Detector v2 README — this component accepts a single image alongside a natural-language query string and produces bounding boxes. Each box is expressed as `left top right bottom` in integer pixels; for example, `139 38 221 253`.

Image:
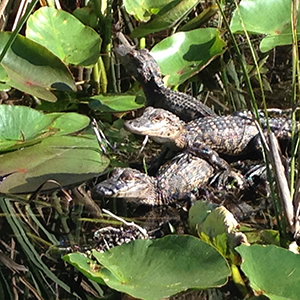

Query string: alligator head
115 45 164 88
124 107 187 148
92 168 158 205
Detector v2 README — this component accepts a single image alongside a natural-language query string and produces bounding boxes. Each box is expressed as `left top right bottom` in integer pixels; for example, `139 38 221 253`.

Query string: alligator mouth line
124 120 166 136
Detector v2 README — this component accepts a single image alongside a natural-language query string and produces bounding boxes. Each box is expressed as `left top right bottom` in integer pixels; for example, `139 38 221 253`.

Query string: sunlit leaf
0 135 109 193
0 105 90 152
26 7 101 67
237 244 300 300
230 0 300 52
64 235 230 300
0 105 51 141
48 112 90 136
0 65 10 91
151 28 226 85
0 32 76 102
88 94 144 112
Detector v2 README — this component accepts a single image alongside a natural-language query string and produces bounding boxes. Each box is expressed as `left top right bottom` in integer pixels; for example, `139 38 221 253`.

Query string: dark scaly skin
115 45 216 122
124 107 296 170
92 154 214 205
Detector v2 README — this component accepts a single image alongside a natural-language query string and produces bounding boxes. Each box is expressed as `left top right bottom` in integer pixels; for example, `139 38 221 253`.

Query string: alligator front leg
188 141 230 170
188 141 246 187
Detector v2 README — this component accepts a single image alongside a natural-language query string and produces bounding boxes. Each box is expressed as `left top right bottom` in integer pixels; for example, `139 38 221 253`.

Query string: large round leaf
230 0 300 52
0 32 76 102
26 7 101 67
237 244 300 300
0 105 90 152
0 135 109 193
151 28 226 85
64 235 230 300
0 105 51 141
47 112 90 136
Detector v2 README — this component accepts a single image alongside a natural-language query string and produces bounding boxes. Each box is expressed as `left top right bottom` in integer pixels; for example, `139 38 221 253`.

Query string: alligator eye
110 168 122 177
120 170 135 182
152 114 164 122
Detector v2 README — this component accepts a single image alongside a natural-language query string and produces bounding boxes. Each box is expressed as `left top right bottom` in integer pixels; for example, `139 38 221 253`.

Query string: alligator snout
92 184 114 197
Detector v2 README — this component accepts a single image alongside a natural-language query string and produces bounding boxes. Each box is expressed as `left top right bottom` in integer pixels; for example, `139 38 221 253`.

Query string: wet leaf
64 235 230 300
26 7 101 66
151 28 226 85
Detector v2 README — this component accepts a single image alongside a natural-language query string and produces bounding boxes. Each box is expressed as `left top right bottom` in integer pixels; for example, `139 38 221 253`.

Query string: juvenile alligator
124 107 296 170
115 45 215 122
92 153 214 205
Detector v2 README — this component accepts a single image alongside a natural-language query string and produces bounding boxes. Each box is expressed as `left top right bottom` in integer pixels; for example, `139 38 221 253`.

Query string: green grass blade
0 0 39 64
0 198 80 299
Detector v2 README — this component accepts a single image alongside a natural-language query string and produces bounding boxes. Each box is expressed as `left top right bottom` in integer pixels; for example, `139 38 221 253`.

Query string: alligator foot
211 169 247 189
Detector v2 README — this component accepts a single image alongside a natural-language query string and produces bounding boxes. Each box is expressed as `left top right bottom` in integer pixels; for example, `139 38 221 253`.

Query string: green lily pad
151 28 226 85
0 105 90 152
131 0 200 38
0 135 109 193
0 32 76 102
64 235 230 300
88 94 144 112
230 0 300 52
0 105 51 141
237 244 300 300
124 0 174 21
26 7 101 66
47 112 90 136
